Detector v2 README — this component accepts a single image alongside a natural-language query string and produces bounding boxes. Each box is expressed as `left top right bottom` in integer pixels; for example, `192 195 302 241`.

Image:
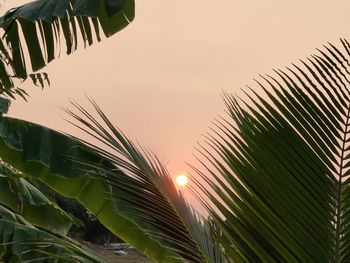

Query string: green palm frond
0 0 134 99
195 39 350 262
64 100 226 263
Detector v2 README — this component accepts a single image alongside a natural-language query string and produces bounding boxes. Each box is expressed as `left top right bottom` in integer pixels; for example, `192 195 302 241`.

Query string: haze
5 0 350 176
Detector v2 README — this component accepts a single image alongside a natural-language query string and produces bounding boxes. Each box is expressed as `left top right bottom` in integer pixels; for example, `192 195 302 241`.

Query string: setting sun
175 174 189 187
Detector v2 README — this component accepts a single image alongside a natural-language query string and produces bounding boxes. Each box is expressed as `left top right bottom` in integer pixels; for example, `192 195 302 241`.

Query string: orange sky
5 0 350 178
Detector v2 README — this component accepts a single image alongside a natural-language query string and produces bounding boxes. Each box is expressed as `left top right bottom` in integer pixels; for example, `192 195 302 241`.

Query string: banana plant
0 0 135 99
0 98 107 262
0 101 224 262
0 203 109 262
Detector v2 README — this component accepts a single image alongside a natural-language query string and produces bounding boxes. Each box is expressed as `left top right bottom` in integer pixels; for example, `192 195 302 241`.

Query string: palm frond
0 0 134 99
64 100 226 263
196 39 350 262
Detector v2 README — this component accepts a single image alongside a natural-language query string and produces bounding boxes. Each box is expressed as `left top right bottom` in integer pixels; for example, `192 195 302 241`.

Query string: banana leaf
0 163 73 235
0 116 180 263
0 204 108 262
0 0 135 99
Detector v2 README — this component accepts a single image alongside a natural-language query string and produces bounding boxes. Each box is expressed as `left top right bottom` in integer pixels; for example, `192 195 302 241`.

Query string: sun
175 174 189 187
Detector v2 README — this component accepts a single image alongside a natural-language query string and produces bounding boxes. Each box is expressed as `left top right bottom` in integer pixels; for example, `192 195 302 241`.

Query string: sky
4 0 350 180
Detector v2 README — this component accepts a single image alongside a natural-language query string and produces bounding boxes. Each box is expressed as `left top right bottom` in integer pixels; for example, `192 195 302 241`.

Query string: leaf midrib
334 101 350 262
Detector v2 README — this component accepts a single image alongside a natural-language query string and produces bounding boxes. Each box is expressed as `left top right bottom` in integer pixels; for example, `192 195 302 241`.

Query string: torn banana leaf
0 0 135 98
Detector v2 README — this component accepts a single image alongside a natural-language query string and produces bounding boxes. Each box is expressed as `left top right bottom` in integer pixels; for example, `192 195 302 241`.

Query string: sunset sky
5 0 350 179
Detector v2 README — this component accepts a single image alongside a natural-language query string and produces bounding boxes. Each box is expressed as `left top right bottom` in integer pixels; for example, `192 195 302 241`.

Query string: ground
81 240 154 263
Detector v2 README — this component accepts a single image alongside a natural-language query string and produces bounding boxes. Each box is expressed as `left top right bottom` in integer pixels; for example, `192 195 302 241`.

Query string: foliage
0 0 136 262
34 178 122 244
65 100 225 263
0 115 180 262
193 39 350 262
0 154 110 262
0 97 10 115
0 0 135 99
0 106 224 262
6 38 349 262
0 161 73 235
1 0 350 262
0 201 109 262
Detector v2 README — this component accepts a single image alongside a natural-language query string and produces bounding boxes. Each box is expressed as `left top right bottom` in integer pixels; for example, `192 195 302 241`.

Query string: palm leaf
196 39 350 262
0 0 135 99
63 100 225 263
